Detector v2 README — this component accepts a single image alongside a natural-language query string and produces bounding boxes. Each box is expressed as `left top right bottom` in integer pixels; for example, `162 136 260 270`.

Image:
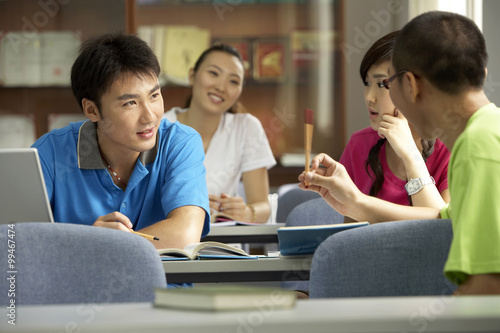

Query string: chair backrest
309 219 456 298
276 188 321 223
285 197 344 227
0 223 166 305
281 198 343 292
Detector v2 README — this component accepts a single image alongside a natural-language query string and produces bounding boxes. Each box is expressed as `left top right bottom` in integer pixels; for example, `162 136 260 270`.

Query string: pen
131 230 160 241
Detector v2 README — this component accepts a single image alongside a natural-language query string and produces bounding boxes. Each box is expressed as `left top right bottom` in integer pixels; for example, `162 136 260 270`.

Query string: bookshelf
0 0 128 139
0 0 345 186
135 1 345 160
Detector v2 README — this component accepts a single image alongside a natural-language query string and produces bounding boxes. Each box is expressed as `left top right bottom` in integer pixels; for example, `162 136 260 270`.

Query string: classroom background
1 0 499 193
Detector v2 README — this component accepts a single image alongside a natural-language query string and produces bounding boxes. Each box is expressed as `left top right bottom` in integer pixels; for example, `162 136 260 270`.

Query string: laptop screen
0 148 54 224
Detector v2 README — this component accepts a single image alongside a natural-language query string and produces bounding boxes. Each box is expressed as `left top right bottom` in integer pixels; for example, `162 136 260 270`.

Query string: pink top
340 127 450 206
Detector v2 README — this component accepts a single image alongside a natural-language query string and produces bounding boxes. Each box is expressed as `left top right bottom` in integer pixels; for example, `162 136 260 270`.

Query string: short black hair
71 32 160 110
393 11 487 94
360 30 399 81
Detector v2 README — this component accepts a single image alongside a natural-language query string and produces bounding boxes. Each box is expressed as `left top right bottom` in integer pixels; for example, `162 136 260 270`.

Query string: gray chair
276 188 321 223
310 219 457 298
285 197 344 227
0 222 166 305
281 198 344 292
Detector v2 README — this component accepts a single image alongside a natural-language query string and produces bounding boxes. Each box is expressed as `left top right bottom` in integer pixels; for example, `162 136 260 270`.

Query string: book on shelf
162 25 210 85
137 25 156 52
0 114 36 149
48 114 88 131
277 222 370 256
157 241 259 260
137 24 210 86
0 31 80 87
279 153 318 167
154 285 297 312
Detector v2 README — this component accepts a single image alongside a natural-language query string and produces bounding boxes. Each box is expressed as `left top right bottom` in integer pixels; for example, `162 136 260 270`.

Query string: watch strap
420 176 436 186
405 176 436 196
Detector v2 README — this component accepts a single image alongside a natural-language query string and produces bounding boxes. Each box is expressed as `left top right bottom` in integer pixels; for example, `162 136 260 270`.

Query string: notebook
0 148 54 224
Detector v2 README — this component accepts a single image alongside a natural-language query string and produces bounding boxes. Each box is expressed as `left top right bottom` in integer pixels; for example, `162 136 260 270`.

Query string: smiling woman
163 44 276 223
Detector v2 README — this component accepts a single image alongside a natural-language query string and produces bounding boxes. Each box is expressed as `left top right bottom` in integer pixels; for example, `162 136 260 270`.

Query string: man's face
95 72 164 157
388 63 430 140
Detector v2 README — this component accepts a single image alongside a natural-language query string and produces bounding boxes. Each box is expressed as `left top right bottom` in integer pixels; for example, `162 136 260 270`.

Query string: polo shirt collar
77 120 158 170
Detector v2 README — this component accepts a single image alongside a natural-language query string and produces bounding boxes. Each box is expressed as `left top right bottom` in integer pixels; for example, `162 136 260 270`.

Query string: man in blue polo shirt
32 33 210 249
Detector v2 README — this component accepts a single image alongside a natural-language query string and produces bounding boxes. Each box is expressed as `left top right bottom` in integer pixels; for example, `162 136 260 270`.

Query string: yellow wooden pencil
304 109 314 186
131 230 160 241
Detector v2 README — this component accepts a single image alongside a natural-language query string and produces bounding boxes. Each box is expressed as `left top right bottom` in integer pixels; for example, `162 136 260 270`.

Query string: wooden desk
4 296 500 333
163 257 311 284
202 224 284 243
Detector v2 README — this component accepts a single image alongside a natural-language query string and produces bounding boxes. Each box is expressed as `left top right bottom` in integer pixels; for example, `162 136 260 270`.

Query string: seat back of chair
285 197 344 227
281 198 343 292
0 223 166 305
310 219 456 298
276 188 321 223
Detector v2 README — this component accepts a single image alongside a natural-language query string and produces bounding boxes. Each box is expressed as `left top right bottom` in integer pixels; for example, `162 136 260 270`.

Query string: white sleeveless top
163 107 276 196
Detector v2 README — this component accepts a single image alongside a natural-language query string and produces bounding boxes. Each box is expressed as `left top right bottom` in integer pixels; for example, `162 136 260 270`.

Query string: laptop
0 148 54 224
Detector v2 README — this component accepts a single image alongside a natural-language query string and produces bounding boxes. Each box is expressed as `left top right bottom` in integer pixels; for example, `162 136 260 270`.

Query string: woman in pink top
339 31 450 215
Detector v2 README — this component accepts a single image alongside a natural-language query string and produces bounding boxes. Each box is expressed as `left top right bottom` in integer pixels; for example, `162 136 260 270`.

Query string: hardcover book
277 222 369 256
154 285 297 311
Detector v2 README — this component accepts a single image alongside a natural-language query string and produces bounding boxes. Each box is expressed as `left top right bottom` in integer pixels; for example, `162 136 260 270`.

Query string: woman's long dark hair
361 31 435 202
184 44 245 114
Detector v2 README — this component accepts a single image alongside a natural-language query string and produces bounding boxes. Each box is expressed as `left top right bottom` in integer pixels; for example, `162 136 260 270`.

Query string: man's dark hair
71 32 161 111
392 11 487 94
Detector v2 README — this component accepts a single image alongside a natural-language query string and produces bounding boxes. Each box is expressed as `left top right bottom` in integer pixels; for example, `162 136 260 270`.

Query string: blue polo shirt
32 119 210 237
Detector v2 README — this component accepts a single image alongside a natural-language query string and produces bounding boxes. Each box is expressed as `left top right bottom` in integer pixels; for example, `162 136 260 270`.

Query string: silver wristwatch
405 176 436 196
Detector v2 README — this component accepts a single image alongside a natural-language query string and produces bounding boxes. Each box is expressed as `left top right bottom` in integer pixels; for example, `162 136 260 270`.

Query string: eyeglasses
382 70 408 90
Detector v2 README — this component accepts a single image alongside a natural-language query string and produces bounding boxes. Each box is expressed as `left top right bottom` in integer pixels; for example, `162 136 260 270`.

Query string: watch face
408 180 420 192
406 180 421 192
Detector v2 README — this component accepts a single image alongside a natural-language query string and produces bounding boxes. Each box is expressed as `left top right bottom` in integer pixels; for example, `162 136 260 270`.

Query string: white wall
342 0 409 143
483 0 500 106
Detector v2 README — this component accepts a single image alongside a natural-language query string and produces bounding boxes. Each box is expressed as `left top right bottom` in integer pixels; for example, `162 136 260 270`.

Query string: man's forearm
454 274 500 295
139 206 206 249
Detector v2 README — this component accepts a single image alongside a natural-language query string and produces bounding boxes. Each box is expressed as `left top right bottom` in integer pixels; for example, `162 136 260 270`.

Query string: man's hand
299 153 442 223
93 211 133 232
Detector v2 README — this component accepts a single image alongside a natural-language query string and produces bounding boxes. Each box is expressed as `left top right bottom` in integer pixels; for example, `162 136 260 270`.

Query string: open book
277 222 370 256
210 212 237 223
210 212 262 226
157 241 258 260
